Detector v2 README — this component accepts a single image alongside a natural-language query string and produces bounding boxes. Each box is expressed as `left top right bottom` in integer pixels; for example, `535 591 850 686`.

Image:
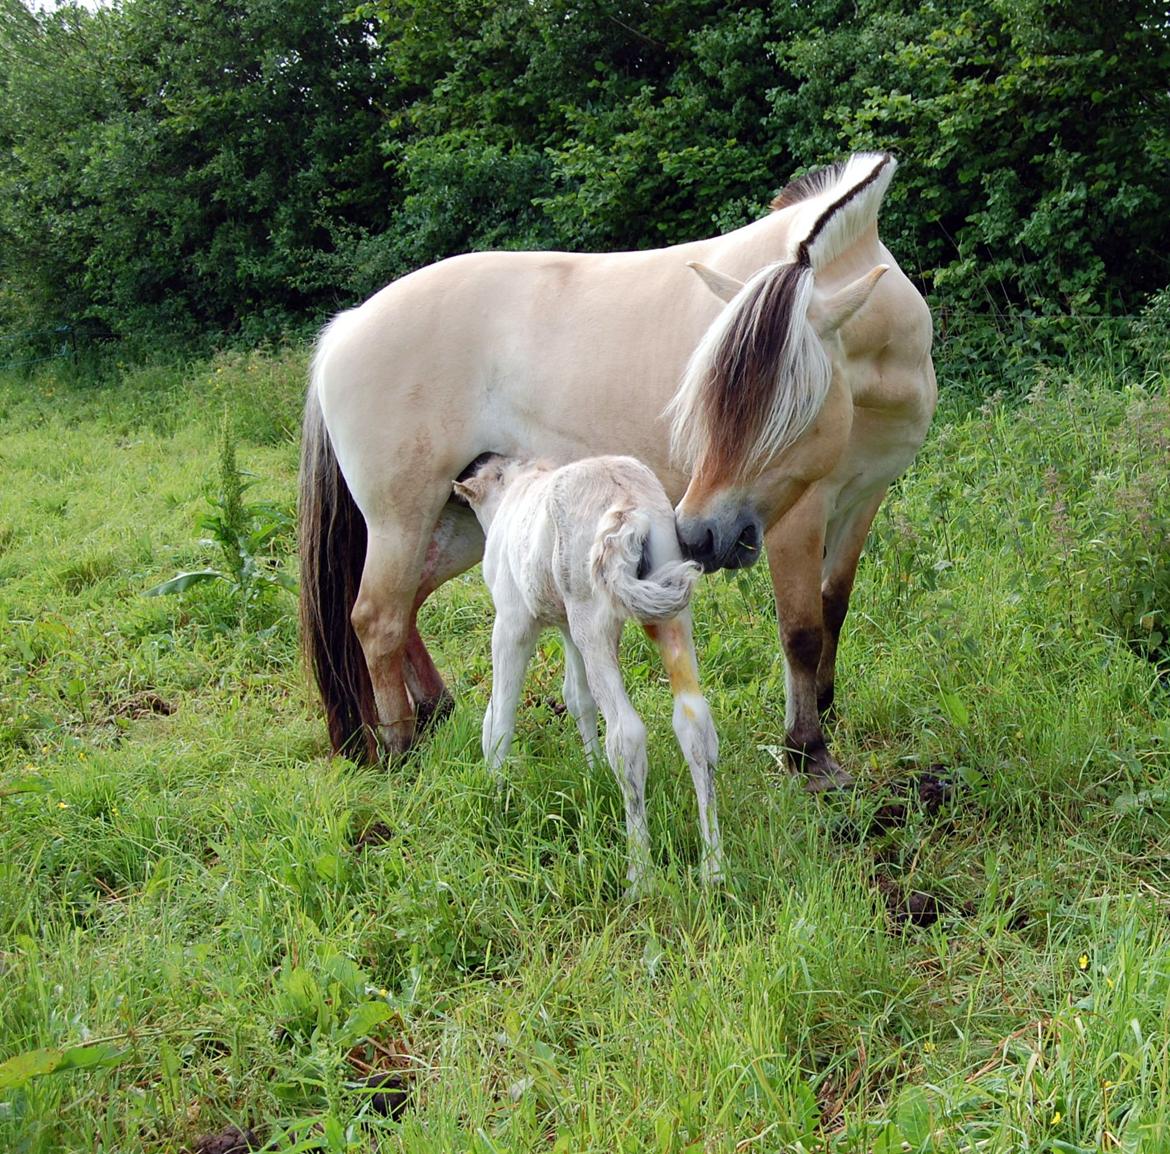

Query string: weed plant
0 343 1168 1152
145 415 297 624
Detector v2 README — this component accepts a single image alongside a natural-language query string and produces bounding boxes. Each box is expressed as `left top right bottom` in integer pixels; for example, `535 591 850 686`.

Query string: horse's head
668 258 888 573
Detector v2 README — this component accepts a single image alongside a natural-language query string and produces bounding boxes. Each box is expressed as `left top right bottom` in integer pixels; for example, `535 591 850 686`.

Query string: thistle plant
145 415 296 612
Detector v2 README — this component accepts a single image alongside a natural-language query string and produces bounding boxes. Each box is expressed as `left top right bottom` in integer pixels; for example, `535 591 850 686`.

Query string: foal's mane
668 153 895 479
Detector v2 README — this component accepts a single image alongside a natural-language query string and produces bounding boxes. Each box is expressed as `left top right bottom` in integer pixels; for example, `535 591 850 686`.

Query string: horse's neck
697 210 797 280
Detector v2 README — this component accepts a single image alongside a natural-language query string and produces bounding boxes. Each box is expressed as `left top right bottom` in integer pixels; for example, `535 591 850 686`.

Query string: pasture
1 347 1168 1152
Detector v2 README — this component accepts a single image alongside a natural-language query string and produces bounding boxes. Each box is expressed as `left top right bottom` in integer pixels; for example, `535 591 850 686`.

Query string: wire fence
0 324 78 370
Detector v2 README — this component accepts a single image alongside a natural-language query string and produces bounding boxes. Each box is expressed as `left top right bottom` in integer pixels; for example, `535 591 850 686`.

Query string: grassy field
1 345 1168 1153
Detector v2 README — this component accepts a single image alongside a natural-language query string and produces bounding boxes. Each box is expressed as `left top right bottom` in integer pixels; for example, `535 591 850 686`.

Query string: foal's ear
452 477 484 506
686 261 744 304
809 264 889 338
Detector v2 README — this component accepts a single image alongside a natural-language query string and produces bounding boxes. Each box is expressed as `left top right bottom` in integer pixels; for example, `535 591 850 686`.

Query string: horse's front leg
816 487 887 722
765 492 853 792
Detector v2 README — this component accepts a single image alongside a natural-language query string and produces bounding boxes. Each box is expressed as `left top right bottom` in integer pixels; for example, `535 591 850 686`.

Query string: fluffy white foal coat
454 454 722 888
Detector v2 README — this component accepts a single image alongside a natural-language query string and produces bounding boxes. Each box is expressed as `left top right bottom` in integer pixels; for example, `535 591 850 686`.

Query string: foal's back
542 456 683 603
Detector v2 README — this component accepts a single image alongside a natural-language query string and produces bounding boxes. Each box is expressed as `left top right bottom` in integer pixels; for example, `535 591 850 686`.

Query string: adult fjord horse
300 152 936 790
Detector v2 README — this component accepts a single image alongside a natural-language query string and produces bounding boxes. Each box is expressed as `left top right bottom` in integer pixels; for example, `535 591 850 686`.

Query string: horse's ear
809 265 889 337
687 261 744 304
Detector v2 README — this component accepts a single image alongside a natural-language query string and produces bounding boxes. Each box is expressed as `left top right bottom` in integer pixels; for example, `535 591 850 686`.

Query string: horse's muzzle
676 509 763 573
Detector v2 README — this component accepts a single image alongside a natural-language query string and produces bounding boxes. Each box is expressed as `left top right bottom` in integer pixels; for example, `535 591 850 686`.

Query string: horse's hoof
802 763 855 793
415 688 455 733
375 722 417 764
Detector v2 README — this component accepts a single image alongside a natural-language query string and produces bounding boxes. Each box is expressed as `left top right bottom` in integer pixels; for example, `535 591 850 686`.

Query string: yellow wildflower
1077 953 1089 971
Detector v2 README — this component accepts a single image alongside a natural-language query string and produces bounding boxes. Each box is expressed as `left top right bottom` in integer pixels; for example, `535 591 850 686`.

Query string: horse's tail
590 506 702 624
298 368 379 763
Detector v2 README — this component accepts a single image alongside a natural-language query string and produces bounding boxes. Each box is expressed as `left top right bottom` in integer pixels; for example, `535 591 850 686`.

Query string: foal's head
452 454 544 529
667 256 887 572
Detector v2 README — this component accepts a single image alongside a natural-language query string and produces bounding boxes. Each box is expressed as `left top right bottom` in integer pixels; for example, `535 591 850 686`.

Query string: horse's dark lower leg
781 621 852 791
816 586 849 722
765 512 853 792
405 625 454 732
816 489 887 727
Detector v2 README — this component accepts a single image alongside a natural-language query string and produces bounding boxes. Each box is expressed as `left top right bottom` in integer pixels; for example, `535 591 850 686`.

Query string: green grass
1 347 1169 1152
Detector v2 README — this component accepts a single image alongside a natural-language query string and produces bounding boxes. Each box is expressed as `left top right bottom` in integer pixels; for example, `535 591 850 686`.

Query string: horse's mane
668 153 896 479
668 259 830 479
772 152 895 272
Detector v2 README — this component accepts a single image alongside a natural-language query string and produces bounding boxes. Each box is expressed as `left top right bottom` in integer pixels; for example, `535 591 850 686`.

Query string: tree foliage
0 0 1167 348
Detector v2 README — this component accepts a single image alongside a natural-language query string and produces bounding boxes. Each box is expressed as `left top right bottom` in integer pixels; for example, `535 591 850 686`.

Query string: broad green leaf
55 1043 126 1072
144 570 226 596
791 1079 820 1140
0 1048 64 1090
313 853 346 883
338 1001 395 1047
0 776 52 798
281 966 320 1012
872 1121 907 1154
1113 789 1170 816
0 1042 124 1090
939 690 970 728
895 1084 933 1145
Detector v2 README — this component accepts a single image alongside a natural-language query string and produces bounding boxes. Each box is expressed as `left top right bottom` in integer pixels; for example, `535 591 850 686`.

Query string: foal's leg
560 628 602 764
644 611 722 884
817 488 886 721
568 603 652 893
482 606 540 775
764 489 854 791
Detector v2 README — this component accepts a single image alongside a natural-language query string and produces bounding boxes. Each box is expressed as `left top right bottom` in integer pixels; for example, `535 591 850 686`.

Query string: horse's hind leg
404 627 453 732
482 606 539 774
817 488 886 722
644 612 722 884
406 503 486 731
351 526 438 759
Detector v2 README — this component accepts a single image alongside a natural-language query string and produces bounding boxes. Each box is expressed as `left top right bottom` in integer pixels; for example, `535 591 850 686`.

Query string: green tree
785 0 1170 310
0 0 394 344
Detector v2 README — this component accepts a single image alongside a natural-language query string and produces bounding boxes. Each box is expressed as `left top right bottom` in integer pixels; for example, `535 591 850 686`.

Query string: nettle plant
146 417 296 613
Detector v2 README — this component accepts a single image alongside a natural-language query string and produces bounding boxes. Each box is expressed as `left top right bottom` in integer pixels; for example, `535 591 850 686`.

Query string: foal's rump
589 503 701 624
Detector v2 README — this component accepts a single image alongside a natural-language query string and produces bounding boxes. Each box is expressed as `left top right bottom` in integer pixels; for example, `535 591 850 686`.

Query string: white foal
454 454 722 889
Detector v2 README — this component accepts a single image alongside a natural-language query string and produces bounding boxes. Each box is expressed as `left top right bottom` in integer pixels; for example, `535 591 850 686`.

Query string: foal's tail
298 379 379 763
590 506 702 623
